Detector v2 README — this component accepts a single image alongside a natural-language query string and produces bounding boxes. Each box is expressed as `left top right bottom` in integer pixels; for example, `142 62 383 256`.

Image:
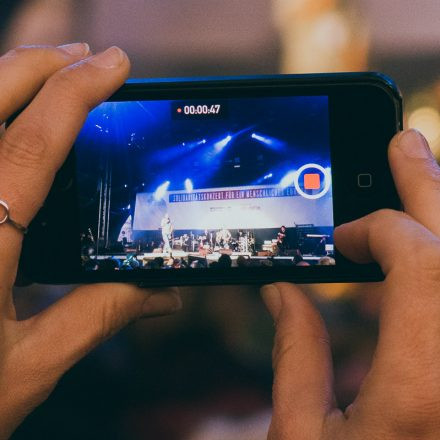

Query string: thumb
261 283 337 439
23 284 181 377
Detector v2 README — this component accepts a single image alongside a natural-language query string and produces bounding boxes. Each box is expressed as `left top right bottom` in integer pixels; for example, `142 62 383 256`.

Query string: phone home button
357 173 373 188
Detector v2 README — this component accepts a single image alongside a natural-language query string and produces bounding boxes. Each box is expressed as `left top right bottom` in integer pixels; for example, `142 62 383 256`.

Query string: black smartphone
17 73 402 286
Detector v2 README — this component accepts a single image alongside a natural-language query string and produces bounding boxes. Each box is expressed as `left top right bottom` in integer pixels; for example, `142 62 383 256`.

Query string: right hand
262 129 440 439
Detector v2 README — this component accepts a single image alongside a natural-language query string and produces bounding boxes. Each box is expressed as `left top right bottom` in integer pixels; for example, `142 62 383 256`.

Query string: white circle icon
293 163 331 200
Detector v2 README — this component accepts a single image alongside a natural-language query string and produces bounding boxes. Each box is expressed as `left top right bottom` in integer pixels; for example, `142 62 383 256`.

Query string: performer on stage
160 213 173 253
277 225 288 254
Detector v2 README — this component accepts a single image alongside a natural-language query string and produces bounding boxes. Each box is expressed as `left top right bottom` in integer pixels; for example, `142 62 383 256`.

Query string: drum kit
233 231 256 253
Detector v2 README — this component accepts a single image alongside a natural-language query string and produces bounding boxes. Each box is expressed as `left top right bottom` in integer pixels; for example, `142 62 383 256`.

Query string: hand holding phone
0 44 181 439
263 129 440 440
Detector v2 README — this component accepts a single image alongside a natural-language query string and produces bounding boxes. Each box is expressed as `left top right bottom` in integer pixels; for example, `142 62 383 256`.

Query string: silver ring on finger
0 199 28 234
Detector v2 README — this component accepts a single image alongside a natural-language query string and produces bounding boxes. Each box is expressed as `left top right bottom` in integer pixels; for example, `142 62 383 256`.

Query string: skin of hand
262 128 440 439
0 44 182 439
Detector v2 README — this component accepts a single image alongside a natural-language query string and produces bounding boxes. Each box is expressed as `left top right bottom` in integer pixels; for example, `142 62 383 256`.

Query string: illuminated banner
169 187 298 203
133 184 333 231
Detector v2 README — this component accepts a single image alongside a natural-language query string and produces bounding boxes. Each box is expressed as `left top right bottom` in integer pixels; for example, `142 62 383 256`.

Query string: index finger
0 44 91 123
334 208 440 275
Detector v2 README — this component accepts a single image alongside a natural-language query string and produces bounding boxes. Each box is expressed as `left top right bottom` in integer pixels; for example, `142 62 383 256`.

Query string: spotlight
184 178 193 192
251 133 284 151
251 133 271 144
154 181 170 201
280 171 296 189
124 184 128 188
264 173 273 180
214 135 232 152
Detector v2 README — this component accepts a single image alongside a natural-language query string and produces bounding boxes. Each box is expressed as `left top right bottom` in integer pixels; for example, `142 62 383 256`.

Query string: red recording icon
304 173 321 190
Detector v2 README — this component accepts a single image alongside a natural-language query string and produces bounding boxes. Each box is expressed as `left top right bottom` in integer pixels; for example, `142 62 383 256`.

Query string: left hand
0 43 181 439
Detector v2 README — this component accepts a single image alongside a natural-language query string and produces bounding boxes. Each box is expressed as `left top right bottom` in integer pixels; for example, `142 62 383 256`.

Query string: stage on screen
75 94 335 271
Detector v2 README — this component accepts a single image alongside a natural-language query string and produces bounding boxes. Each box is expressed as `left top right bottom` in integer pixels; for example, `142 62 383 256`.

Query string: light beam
154 181 170 201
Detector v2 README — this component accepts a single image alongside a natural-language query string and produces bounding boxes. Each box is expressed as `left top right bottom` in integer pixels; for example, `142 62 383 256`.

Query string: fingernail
395 129 432 159
89 46 126 69
58 42 90 57
261 284 282 321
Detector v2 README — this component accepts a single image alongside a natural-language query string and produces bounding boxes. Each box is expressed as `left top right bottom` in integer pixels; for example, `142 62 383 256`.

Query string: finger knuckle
96 296 126 342
388 391 440 436
2 45 76 81
46 68 91 109
272 334 296 370
368 209 440 268
424 161 440 190
370 208 402 228
1 121 51 169
4 45 53 61
410 243 440 271
366 209 401 243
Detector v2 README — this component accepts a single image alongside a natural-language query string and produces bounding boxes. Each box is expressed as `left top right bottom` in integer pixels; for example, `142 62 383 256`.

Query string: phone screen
76 95 335 271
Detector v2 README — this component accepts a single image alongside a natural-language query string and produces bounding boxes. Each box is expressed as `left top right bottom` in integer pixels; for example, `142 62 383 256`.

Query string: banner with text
133 185 333 231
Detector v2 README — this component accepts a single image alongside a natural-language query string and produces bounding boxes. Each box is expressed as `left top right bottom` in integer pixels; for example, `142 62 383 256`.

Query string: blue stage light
182 139 207 149
280 171 296 189
185 178 194 192
251 133 271 144
214 135 232 152
154 181 170 201
251 133 285 151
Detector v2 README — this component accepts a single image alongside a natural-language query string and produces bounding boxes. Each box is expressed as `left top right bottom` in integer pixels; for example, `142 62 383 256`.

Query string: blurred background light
408 106 440 155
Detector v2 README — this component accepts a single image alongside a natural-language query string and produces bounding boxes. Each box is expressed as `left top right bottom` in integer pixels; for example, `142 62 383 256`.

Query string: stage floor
97 252 322 263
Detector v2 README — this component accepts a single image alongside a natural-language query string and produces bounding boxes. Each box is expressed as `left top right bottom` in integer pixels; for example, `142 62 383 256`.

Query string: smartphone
17 73 402 286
